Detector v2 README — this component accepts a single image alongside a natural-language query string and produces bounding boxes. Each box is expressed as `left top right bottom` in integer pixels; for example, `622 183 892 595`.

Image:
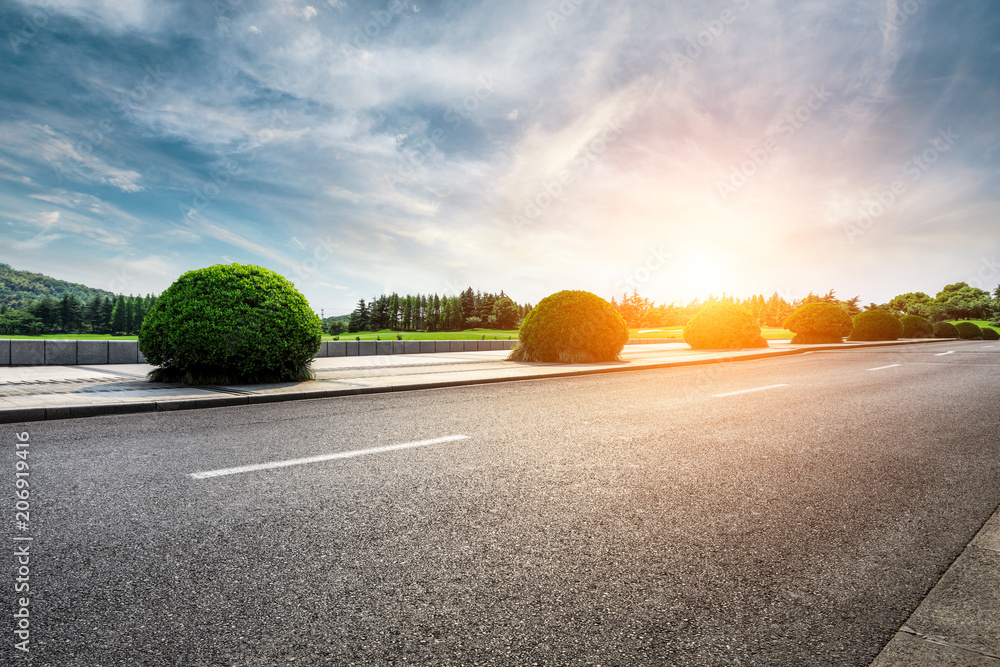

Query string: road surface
3 341 998 665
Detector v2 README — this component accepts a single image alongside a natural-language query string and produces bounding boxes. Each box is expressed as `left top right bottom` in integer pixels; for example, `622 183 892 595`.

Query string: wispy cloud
0 0 997 311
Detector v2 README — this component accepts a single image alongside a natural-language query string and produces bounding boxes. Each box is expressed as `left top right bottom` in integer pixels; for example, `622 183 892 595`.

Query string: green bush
508 290 628 363
139 263 322 384
933 321 959 338
783 302 852 343
982 327 1000 340
847 310 902 341
899 314 933 338
954 321 984 340
683 302 768 349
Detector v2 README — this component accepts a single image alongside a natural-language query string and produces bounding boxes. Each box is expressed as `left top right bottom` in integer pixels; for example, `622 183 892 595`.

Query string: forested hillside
0 263 114 310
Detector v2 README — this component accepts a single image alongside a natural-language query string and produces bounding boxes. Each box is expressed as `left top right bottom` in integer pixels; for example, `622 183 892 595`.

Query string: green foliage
783 302 852 343
139 264 322 385
935 282 993 320
0 262 114 311
509 290 629 363
0 291 155 335
344 288 525 333
322 318 347 335
847 310 902 341
899 314 933 338
954 321 984 340
491 296 520 329
933 322 959 338
683 302 768 349
981 327 999 340
888 292 937 319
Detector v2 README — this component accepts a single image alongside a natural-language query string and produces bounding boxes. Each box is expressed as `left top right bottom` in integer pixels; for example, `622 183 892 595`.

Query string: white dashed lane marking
712 384 789 398
189 435 471 479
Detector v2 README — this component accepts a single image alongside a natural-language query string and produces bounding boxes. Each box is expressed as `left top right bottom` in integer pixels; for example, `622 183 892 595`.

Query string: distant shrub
508 290 628 363
683 302 768 349
899 314 933 338
139 263 322 385
954 321 984 340
783 302 852 343
982 327 1000 340
847 310 902 341
933 322 959 338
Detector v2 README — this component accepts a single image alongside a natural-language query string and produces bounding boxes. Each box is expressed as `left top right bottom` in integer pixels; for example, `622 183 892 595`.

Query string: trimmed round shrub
982 327 1000 341
683 302 768 349
139 263 323 384
954 321 984 340
508 290 628 363
933 321 959 338
899 314 933 338
847 310 902 341
783 302 852 344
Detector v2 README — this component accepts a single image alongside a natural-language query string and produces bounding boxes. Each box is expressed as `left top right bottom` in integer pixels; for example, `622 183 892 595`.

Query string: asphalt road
3 341 999 666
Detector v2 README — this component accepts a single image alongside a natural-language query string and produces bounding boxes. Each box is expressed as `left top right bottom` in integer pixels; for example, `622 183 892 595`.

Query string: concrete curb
0 338 949 424
868 502 1000 665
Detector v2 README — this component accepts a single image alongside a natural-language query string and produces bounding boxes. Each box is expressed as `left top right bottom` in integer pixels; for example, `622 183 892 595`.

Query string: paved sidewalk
0 339 944 424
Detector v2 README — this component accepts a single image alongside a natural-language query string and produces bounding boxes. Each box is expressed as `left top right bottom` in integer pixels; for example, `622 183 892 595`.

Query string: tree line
612 282 1000 329
0 262 113 311
0 293 159 335
339 288 532 334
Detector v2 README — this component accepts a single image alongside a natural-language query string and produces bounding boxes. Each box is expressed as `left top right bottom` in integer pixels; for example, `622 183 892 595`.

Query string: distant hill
0 263 115 310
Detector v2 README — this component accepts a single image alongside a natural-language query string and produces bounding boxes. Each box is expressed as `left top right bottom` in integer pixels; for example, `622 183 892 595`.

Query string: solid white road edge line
189 435 471 479
867 364 902 371
712 384 789 398
935 351 955 356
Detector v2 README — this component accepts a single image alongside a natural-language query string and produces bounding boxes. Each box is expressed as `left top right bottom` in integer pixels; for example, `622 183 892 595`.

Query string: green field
629 327 794 340
2 326 799 341
0 333 140 340
947 320 998 329
324 329 518 341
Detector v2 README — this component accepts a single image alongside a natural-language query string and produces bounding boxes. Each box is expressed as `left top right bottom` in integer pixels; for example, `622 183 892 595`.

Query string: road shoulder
870 503 1000 665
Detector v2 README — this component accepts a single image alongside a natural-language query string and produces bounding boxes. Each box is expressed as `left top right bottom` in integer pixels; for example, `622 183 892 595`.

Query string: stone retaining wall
0 339 520 366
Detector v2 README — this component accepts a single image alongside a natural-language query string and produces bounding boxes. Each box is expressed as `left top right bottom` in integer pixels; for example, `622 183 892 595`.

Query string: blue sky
1 0 998 315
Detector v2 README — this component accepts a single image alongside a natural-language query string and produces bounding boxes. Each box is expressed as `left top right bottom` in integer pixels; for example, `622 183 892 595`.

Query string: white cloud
0 123 143 192
12 0 175 34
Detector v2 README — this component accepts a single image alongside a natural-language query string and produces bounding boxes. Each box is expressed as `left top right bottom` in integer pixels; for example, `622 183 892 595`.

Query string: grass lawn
947 319 998 329
324 329 518 341
3 326 798 341
629 327 794 340
0 333 139 340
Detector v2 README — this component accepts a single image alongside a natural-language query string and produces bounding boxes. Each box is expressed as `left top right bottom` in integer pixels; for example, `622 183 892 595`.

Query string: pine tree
460 287 475 327
348 298 369 333
100 296 114 333
388 293 400 330
402 296 412 331
491 296 520 329
442 299 453 331
60 293 83 333
110 295 127 334
133 295 147 333
124 295 135 334
84 295 102 333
